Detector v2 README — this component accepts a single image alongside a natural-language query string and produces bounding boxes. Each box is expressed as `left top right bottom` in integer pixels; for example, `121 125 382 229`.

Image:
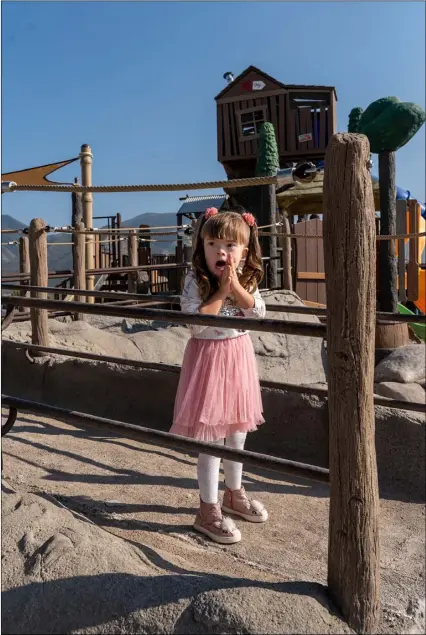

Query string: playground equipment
348 96 425 315
2 134 426 633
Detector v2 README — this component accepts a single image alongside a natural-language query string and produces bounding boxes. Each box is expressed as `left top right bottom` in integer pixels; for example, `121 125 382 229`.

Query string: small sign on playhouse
298 133 313 143
241 80 266 91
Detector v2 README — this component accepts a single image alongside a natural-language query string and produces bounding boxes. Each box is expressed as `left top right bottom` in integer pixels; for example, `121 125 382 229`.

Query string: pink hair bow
204 207 219 219
242 212 256 227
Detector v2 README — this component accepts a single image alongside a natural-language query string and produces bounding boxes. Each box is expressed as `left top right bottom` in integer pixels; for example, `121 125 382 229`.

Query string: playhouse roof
215 65 337 101
177 194 226 218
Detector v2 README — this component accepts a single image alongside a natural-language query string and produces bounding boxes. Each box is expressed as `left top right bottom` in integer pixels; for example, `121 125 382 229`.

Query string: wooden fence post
29 218 49 352
71 177 83 226
260 183 278 289
128 230 138 293
117 212 122 267
323 133 380 634
73 221 86 320
80 144 94 302
19 236 30 312
378 150 398 313
280 210 292 290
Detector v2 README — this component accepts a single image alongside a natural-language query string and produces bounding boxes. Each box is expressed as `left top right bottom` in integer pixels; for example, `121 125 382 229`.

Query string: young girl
170 207 268 545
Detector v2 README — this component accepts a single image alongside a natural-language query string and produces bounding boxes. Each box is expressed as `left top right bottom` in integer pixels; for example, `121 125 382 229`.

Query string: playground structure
2 134 426 635
2 148 425 351
215 66 336 179
2 66 425 324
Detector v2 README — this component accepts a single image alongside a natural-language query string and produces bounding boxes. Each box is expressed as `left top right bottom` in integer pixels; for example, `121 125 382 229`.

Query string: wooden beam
73 221 86 319
18 236 30 312
323 133 380 633
29 218 49 353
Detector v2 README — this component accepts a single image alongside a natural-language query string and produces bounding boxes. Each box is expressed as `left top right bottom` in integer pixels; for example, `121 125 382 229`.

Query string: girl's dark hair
192 210 263 301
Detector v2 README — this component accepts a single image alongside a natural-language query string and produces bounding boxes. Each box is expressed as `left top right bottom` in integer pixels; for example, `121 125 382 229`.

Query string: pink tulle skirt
170 334 264 442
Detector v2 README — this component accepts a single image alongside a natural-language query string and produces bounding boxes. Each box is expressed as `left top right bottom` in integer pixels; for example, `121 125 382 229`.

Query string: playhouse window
238 108 267 140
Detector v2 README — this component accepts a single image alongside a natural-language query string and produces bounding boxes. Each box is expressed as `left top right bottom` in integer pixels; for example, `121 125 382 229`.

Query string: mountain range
1 212 179 275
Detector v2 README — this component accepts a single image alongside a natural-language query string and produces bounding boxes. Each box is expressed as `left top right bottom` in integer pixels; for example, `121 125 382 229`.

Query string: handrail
1 294 327 337
1 395 329 483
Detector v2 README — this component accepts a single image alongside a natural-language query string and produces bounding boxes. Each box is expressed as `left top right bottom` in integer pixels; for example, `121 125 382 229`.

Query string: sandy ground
2 411 425 634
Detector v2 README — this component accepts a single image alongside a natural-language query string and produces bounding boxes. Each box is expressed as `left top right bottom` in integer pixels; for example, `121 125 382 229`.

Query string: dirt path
2 412 425 633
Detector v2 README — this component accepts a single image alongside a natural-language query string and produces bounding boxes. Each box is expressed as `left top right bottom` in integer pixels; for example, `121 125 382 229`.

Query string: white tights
197 431 247 504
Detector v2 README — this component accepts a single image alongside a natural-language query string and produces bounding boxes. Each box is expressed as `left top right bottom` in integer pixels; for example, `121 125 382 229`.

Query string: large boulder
4 319 143 361
374 345 426 384
374 382 425 403
254 290 326 385
2 486 351 635
3 290 326 386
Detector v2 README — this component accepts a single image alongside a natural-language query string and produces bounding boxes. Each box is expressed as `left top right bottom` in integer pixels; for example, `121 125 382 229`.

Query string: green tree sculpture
255 122 279 288
256 122 280 177
349 97 426 312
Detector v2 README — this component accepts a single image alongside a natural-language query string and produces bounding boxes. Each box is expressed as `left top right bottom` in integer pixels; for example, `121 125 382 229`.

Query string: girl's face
203 236 248 278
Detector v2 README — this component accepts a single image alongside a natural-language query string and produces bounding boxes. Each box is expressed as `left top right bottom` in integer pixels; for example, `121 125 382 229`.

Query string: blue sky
2 1 425 227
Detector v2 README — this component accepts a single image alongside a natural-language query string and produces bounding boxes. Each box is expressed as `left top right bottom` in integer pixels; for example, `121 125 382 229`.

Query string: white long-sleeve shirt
181 270 266 340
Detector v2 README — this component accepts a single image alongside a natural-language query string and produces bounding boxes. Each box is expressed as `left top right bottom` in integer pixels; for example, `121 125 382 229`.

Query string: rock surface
4 290 327 385
251 290 327 385
374 382 426 403
2 474 350 635
374 345 426 384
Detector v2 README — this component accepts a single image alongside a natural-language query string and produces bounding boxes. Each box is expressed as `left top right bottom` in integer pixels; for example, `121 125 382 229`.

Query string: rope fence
2 221 281 235
1 262 191 282
259 230 426 241
4 175 277 193
3 225 423 242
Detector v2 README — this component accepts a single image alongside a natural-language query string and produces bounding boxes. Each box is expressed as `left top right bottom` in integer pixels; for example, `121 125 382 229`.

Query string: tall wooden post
29 218 49 352
71 177 83 226
323 133 380 634
128 230 138 293
376 157 409 349
73 221 86 320
378 151 398 313
260 184 278 289
18 236 30 312
280 209 292 290
117 213 122 267
80 144 94 302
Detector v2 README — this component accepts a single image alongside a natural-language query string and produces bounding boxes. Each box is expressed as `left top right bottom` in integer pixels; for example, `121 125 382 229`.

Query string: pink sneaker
222 486 268 523
193 500 242 544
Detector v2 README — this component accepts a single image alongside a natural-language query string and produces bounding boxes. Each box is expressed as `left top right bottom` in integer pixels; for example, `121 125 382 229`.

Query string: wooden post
117 213 122 267
94 234 100 269
323 133 380 634
18 236 30 312
407 199 420 302
260 184 278 289
396 199 407 304
378 150 398 312
73 221 86 320
71 177 83 226
29 218 49 352
111 216 117 265
280 210 293 290
128 230 138 293
80 144 94 302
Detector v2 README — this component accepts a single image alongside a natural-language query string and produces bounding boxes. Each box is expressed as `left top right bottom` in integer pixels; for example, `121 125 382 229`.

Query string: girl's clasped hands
219 253 241 298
